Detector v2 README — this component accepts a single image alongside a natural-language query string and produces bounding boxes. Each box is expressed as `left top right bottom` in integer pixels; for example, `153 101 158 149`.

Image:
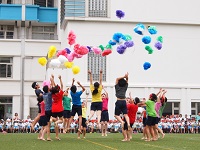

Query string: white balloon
49 59 61 68
58 55 67 64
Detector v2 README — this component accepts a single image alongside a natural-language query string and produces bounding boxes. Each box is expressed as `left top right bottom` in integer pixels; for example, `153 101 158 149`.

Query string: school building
0 0 200 120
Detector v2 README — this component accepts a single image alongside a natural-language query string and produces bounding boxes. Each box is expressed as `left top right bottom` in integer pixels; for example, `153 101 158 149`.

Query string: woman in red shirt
51 75 64 140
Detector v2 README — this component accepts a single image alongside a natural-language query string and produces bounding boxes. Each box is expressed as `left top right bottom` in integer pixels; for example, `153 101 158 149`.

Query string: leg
96 110 102 129
87 110 95 122
31 113 40 130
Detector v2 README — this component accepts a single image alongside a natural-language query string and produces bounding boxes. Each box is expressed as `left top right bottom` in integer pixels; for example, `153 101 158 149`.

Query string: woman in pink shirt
154 89 166 139
100 86 109 136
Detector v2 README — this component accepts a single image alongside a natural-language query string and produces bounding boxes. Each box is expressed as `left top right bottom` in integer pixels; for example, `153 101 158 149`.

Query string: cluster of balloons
38 10 164 73
133 23 163 70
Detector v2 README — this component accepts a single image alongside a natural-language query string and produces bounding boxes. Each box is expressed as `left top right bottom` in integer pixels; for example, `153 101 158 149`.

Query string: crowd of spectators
1 113 200 134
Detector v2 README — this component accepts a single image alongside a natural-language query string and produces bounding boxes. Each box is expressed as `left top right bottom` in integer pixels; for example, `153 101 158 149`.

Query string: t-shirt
63 96 71 110
155 102 162 118
35 89 43 97
115 83 128 99
127 103 138 124
90 84 102 102
43 92 52 111
102 97 108 111
52 90 64 113
40 101 45 116
145 100 156 117
195 115 200 122
82 107 87 118
70 91 82 106
159 102 167 117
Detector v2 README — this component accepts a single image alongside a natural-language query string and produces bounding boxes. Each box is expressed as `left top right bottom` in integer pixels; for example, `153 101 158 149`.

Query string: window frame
31 26 56 40
0 57 13 78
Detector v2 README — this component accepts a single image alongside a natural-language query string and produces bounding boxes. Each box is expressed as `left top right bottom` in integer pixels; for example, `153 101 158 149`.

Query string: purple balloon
124 41 134 48
154 41 162 50
117 45 127 54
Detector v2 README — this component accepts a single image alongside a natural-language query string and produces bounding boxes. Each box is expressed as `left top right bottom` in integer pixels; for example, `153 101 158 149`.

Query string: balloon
157 36 163 43
142 36 151 44
72 52 83 58
124 41 134 47
154 41 162 50
56 49 67 57
66 53 75 62
102 49 112 56
92 47 102 54
124 34 132 41
38 57 47 66
64 61 74 68
72 66 80 74
116 10 125 19
99 45 104 51
68 30 76 45
48 45 56 58
145 45 153 54
117 45 127 54
58 55 68 64
133 24 145 35
148 26 157 35
43 80 51 88
74 44 89 55
49 59 61 68
143 62 151 70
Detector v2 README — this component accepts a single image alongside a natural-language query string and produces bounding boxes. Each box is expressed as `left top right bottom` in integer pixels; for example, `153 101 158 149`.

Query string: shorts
143 117 147 127
146 116 156 126
82 118 87 128
114 100 127 116
101 110 109 122
90 102 102 111
123 120 133 130
63 110 71 119
39 116 48 126
45 110 52 122
71 105 82 116
155 117 161 124
52 111 63 118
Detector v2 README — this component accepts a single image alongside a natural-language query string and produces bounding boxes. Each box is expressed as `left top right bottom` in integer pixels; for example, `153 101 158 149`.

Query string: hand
72 78 75 82
100 69 103 73
51 74 54 78
77 81 80 85
88 70 91 74
58 75 61 79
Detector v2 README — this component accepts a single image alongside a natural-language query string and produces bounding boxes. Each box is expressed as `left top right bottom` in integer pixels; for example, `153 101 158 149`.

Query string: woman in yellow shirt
87 70 103 129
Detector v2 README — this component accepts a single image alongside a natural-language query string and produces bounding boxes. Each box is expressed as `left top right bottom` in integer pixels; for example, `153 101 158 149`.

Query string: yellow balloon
38 57 47 66
48 45 56 59
72 66 80 74
64 61 74 68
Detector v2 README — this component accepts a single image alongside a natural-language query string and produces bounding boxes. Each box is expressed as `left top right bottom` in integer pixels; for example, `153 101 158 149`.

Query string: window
89 0 108 17
0 57 13 78
0 0 14 4
32 26 56 40
87 51 106 81
162 102 180 116
0 25 14 39
0 97 12 120
30 108 38 120
65 0 85 17
34 0 54 7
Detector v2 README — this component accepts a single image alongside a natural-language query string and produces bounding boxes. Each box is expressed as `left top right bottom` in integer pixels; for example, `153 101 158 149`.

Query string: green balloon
157 36 163 43
106 44 112 49
99 45 104 51
125 34 132 41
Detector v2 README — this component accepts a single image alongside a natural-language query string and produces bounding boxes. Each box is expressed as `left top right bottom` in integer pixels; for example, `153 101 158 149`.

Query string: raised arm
77 81 85 93
71 78 75 87
58 75 63 90
99 69 103 85
50 74 56 87
88 70 93 85
115 72 128 85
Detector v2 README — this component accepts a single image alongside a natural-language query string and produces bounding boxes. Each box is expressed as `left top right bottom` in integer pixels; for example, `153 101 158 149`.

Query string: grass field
0 133 200 150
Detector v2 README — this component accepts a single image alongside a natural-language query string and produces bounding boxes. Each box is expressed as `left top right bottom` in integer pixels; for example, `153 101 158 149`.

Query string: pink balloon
92 47 102 54
43 80 51 88
72 52 83 58
67 53 75 62
68 30 76 46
